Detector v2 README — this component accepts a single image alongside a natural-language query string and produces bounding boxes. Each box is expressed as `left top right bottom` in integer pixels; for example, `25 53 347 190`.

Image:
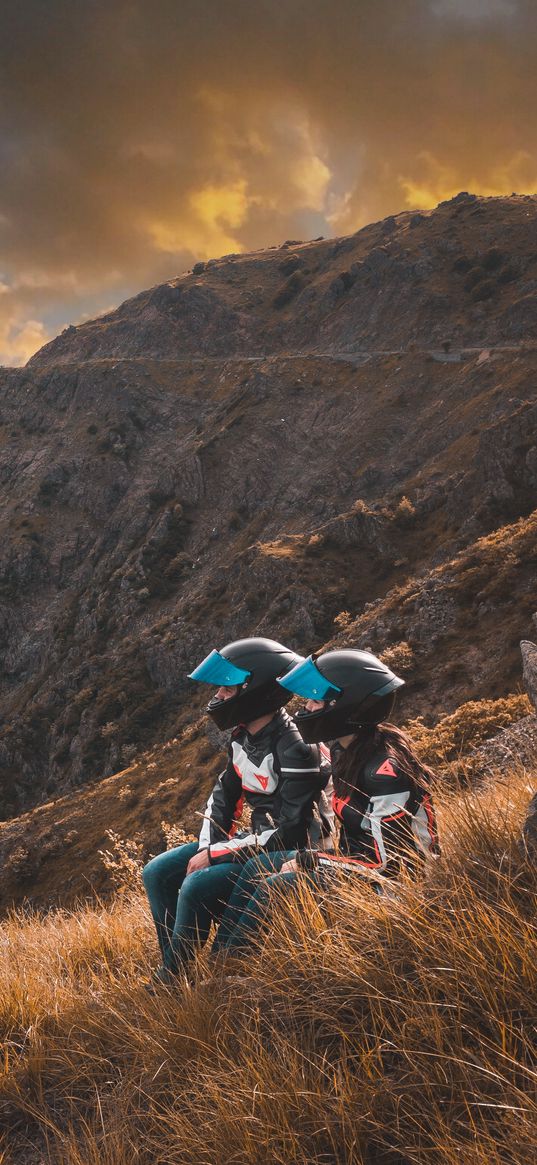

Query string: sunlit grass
1 769 536 1164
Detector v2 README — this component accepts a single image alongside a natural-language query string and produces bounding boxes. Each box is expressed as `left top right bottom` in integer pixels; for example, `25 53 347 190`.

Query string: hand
280 858 298 875
186 849 211 874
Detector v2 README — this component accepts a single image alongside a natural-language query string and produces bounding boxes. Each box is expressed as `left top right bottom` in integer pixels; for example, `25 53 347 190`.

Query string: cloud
149 179 250 258
0 298 51 366
398 149 537 210
1 1 536 363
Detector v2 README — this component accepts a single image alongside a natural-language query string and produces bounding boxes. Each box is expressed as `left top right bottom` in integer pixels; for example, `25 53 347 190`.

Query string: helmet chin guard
295 690 398 743
189 637 304 730
277 649 404 743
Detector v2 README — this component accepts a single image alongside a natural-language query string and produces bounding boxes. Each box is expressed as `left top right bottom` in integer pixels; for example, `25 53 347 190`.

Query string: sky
1 0 536 365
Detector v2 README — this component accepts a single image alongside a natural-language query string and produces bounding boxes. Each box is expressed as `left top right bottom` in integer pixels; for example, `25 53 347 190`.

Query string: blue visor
188 649 250 686
277 656 341 700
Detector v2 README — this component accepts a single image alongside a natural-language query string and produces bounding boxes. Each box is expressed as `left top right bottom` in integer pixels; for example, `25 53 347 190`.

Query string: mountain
1 192 536 821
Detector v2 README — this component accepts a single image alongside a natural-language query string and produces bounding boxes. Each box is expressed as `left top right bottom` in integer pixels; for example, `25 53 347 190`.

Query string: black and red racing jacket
198 709 332 865
298 740 439 878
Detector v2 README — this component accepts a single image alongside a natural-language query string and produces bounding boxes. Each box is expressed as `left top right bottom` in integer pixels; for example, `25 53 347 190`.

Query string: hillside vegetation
0 690 532 914
1 193 537 818
1 764 535 1165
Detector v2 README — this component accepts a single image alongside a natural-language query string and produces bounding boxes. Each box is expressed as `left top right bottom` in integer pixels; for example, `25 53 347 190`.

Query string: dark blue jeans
142 841 242 972
212 851 309 954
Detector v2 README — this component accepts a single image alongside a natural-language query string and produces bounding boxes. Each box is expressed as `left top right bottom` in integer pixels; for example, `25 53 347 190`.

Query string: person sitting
213 648 439 955
142 636 330 985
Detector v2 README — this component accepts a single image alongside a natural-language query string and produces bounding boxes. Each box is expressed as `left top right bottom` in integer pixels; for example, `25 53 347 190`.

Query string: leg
168 861 242 970
142 841 199 967
217 868 309 954
211 851 293 954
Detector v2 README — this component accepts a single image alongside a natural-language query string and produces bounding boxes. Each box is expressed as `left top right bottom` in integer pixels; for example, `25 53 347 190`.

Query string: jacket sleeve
268 736 325 851
198 752 244 847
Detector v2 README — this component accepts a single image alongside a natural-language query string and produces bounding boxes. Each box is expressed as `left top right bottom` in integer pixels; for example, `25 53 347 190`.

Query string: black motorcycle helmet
277 648 404 742
188 637 304 730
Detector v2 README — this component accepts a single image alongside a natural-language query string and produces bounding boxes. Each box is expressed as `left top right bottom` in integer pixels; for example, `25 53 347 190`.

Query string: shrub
333 610 352 631
407 693 532 766
160 822 196 850
481 247 505 272
98 829 145 892
393 495 416 526
5 845 36 879
380 640 415 673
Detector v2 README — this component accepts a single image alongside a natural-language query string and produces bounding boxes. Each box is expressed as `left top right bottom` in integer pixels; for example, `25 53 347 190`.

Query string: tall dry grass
1 769 536 1165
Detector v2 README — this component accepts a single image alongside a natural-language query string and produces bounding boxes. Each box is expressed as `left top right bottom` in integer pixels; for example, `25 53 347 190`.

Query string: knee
239 856 263 883
252 879 272 904
179 870 203 906
265 871 295 897
142 842 196 893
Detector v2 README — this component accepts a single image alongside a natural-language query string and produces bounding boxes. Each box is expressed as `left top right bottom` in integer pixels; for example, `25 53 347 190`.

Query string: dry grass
407 694 532 767
1 770 536 1165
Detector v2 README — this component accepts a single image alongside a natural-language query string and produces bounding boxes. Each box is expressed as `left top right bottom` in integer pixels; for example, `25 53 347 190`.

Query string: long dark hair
333 722 435 795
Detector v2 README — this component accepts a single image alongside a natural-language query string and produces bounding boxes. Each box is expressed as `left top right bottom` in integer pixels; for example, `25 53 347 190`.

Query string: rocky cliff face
1 193 537 818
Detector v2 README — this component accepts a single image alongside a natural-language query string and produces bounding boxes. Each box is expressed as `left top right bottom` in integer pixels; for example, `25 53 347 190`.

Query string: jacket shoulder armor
362 748 409 792
276 730 319 769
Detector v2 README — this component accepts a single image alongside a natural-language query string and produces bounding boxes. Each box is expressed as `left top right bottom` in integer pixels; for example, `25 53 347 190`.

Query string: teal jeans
212 851 313 954
142 842 242 972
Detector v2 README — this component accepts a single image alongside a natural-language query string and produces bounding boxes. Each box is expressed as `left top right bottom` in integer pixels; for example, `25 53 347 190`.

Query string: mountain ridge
1 192 536 824
27 191 537 367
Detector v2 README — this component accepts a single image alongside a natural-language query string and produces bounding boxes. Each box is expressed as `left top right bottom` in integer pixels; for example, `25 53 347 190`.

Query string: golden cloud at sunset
0 0 536 364
149 180 250 258
399 150 537 211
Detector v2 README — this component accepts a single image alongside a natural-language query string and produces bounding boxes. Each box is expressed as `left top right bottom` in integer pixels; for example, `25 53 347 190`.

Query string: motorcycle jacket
198 710 331 864
297 739 439 877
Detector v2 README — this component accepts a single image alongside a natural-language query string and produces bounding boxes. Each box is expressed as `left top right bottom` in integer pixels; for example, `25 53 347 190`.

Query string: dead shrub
98 830 145 893
333 610 352 631
393 495 416 526
380 640 415 673
407 693 532 767
160 822 196 850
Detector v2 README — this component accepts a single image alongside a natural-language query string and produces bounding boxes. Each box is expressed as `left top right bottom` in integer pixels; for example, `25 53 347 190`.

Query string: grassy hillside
1 763 535 1164
0 692 531 914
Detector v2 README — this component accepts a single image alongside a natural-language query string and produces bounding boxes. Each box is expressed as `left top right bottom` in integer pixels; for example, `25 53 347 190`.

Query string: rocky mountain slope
1 192 536 821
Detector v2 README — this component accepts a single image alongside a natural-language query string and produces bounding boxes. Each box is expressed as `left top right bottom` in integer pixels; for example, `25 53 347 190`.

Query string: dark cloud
1 0 536 362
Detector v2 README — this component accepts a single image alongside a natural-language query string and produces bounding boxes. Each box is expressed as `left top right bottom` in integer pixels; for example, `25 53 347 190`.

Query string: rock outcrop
521 639 537 711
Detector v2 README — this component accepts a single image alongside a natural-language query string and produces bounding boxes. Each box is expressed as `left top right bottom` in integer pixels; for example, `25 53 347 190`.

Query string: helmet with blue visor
277 648 404 742
188 637 304 730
